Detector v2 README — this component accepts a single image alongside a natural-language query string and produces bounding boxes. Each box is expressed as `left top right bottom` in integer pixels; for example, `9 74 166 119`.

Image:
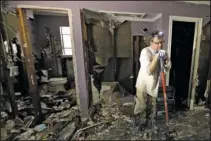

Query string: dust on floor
83 104 210 140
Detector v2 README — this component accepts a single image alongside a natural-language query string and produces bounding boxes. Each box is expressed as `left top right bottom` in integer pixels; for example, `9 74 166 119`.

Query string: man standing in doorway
134 31 171 131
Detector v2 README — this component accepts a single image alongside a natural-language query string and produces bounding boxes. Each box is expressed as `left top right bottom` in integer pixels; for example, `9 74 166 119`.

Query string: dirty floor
83 105 210 140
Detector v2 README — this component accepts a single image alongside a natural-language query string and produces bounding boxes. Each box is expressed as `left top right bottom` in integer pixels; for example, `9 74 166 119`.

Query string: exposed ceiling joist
82 8 162 22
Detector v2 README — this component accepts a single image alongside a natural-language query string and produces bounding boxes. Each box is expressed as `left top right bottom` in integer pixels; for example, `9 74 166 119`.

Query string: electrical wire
1 2 26 63
1 0 11 64
0 22 17 36
10 54 26 62
0 23 26 63
1 21 27 62
0 27 10 64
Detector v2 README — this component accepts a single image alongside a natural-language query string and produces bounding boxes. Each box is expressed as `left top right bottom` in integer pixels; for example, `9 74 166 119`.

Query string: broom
160 58 176 140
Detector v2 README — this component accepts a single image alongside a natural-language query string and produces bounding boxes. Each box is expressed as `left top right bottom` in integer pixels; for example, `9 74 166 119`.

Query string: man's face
150 36 164 52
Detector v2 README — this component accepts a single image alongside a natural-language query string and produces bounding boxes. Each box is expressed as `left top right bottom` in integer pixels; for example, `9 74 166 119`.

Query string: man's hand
157 50 171 72
157 50 167 60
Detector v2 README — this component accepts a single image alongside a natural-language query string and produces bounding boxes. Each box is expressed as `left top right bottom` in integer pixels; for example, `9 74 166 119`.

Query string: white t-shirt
136 46 171 97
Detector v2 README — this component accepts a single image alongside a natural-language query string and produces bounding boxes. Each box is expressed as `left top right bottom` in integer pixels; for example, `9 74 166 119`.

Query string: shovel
159 58 176 140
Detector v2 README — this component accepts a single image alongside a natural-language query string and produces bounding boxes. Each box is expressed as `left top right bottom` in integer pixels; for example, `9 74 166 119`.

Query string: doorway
16 6 78 124
169 21 195 110
167 16 203 110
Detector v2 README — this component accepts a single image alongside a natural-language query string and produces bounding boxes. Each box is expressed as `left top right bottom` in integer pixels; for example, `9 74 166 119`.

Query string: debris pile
2 85 209 141
72 99 134 140
1 87 79 140
83 107 210 140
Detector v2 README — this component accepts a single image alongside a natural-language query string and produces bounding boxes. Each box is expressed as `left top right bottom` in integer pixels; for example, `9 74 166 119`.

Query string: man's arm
149 55 159 74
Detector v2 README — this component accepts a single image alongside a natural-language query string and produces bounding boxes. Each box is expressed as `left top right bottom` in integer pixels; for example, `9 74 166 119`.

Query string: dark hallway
169 21 195 110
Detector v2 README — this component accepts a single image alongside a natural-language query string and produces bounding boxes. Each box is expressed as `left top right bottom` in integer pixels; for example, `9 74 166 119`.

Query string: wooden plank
80 11 91 111
57 122 76 140
17 8 42 124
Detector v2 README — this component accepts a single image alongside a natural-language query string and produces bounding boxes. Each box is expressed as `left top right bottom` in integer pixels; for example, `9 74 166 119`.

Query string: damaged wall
4 14 19 40
90 24 113 66
131 18 162 36
89 21 132 85
131 22 153 35
34 15 69 51
31 15 74 77
196 21 211 99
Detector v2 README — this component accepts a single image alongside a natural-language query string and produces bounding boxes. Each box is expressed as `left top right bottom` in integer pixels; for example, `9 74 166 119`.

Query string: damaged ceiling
82 8 162 22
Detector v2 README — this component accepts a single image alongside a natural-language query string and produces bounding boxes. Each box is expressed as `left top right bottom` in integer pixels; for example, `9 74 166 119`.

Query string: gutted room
1 1 210 140
1 6 78 140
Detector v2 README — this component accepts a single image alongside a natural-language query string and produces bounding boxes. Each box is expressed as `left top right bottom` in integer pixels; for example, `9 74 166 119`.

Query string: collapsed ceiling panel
109 13 147 18
82 8 161 23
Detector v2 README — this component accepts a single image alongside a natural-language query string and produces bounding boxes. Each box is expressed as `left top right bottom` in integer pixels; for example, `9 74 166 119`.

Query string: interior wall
4 14 19 40
30 14 74 77
27 18 37 54
153 18 162 31
89 21 132 84
34 15 69 52
131 18 162 48
131 18 162 36
131 21 153 35
196 21 211 99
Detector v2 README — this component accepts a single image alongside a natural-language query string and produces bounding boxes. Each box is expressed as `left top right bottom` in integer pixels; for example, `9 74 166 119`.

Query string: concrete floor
84 105 210 140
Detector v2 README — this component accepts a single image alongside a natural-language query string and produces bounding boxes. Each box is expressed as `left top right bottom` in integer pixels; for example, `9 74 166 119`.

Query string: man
134 31 171 131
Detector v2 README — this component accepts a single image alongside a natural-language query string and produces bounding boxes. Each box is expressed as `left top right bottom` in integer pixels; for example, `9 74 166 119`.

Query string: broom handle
160 58 169 123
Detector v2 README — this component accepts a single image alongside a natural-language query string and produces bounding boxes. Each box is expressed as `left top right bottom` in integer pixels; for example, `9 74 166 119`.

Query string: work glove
157 50 167 60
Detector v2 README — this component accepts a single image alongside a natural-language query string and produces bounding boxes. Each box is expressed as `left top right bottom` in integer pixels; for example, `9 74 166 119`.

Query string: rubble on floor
1 86 79 141
1 86 210 140
71 100 135 140
83 105 210 140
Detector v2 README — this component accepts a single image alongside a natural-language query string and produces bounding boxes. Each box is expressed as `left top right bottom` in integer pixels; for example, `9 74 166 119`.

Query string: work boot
133 114 140 128
146 116 158 133
150 119 159 134
133 115 147 131
138 119 147 131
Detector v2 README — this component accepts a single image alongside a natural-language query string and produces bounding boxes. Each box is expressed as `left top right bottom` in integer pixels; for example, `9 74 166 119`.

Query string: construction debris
23 116 34 128
1 128 8 140
14 128 34 140
57 122 76 140
34 124 47 132
1 81 210 141
1 85 79 141
84 106 210 140
5 120 15 130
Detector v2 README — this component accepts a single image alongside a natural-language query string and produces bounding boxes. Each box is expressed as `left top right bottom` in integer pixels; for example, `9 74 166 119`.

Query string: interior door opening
169 21 195 110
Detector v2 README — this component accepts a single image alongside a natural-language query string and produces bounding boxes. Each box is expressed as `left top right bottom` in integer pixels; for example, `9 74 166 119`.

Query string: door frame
16 5 82 107
166 16 203 110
